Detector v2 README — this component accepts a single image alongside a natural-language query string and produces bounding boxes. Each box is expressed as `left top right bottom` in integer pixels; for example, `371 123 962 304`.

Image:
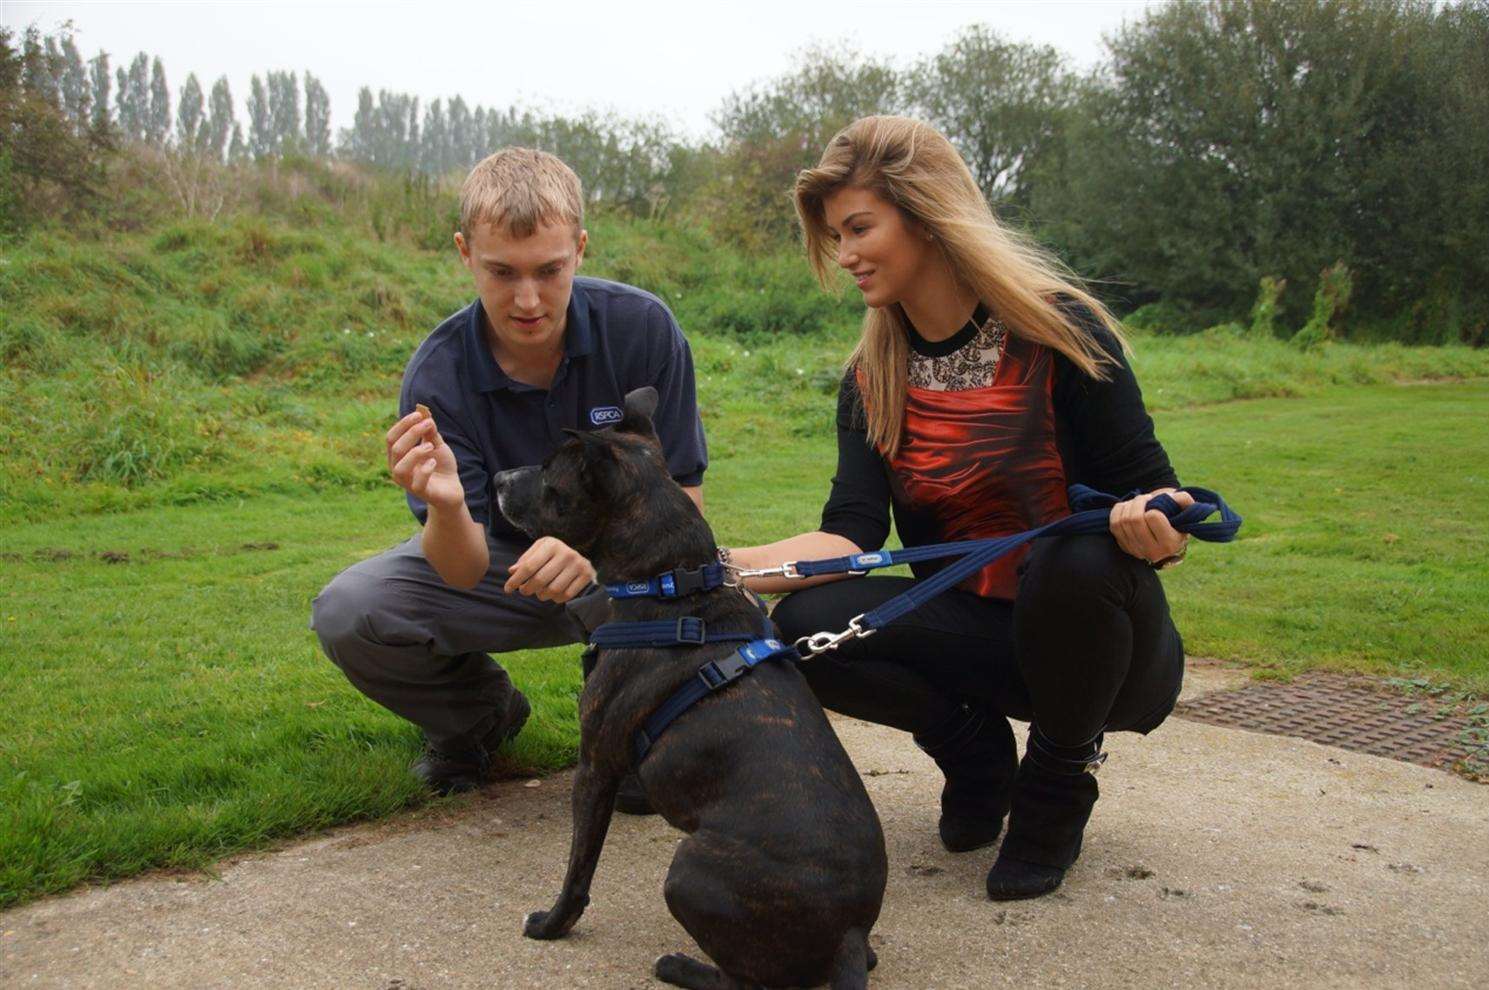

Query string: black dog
496 387 887 990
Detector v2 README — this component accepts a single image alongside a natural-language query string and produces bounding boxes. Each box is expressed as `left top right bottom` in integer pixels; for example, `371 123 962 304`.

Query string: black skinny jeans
772 534 1185 747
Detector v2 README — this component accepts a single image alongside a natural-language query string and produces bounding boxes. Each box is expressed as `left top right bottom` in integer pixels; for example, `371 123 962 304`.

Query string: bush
1123 300 1195 335
1293 261 1352 349
1249 276 1287 339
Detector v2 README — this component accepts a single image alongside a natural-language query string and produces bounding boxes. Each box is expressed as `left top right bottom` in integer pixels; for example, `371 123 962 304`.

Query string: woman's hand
1109 488 1193 565
387 409 464 511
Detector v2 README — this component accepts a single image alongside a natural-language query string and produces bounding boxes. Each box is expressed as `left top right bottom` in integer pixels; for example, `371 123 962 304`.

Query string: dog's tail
829 927 876 989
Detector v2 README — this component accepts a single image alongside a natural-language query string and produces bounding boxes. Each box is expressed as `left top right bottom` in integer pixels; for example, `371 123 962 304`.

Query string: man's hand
504 536 596 603
387 408 463 510
1109 487 1193 564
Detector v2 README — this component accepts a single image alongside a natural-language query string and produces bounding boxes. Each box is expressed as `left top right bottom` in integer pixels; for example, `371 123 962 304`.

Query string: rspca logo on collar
624 580 652 594
589 406 624 426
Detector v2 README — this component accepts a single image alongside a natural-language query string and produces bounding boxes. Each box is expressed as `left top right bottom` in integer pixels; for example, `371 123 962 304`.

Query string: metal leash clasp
794 613 875 658
722 560 805 587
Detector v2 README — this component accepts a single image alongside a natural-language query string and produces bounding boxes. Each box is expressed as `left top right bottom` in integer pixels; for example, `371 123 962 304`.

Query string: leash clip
794 613 875 658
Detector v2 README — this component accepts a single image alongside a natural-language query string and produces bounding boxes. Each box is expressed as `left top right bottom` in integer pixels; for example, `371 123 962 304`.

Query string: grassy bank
5 214 1489 524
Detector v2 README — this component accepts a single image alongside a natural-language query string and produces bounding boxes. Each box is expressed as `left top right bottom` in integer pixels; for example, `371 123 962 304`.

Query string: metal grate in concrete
1175 673 1487 780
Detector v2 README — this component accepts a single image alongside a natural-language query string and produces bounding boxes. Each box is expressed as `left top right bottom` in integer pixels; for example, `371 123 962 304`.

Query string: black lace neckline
906 303 991 358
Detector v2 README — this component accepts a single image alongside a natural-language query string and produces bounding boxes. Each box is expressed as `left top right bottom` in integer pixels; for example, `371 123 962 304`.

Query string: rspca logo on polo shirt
589 406 624 426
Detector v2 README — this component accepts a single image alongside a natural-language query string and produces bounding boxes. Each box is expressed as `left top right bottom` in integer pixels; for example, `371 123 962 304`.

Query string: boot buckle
1084 751 1109 776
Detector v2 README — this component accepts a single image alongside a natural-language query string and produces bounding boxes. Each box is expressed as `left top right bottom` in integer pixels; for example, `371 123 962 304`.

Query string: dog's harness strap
604 562 728 600
633 638 796 763
590 614 771 650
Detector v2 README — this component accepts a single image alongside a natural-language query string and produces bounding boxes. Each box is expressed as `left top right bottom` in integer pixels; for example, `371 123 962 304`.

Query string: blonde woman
725 116 1193 900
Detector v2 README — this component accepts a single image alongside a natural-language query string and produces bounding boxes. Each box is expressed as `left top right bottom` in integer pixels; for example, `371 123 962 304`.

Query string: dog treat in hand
415 403 432 421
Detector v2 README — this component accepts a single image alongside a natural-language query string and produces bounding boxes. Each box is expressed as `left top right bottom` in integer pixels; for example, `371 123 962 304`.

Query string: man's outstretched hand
386 406 464 511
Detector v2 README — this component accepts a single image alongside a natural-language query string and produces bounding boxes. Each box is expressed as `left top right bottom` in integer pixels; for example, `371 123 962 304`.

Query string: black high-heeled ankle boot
913 703 1018 853
985 726 1106 900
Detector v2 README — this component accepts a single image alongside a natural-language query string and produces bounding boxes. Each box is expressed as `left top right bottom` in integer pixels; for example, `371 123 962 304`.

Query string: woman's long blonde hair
794 115 1125 457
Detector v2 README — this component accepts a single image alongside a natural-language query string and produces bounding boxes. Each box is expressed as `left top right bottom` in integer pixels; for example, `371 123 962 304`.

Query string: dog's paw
523 909 566 940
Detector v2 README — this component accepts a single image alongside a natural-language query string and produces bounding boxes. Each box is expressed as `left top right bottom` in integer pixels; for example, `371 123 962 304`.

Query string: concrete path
5 666 1487 989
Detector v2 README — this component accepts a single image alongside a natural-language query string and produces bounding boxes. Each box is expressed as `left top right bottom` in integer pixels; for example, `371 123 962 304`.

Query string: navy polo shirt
398 276 708 544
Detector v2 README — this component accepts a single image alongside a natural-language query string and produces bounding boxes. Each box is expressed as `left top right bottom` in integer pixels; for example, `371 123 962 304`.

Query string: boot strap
913 704 987 759
1026 726 1107 776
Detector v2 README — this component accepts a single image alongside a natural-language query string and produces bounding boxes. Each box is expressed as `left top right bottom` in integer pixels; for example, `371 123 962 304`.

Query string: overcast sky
5 0 1160 138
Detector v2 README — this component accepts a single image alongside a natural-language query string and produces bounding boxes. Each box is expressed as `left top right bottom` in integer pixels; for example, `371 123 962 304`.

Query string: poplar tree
247 74 271 157
447 95 473 167
303 71 331 157
146 56 170 146
115 52 149 143
176 72 204 150
421 98 447 173
88 50 110 133
205 77 234 160
266 70 300 154
59 35 90 131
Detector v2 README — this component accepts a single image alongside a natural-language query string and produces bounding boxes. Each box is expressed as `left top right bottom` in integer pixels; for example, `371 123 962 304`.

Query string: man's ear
618 386 659 438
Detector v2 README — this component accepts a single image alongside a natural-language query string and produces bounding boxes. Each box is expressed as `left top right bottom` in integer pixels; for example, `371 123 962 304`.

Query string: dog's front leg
522 760 620 940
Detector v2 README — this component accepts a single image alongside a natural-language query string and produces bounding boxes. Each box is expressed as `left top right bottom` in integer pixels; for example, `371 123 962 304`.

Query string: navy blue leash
746 484 1240 656
597 483 1241 762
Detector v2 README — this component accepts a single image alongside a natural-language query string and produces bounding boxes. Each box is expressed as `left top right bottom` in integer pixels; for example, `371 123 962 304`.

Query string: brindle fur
497 388 887 990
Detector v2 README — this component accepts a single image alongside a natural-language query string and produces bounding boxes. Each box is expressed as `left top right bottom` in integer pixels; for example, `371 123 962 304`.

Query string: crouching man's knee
309 571 378 670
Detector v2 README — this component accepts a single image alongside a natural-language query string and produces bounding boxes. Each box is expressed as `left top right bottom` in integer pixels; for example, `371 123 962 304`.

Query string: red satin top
882 332 1071 600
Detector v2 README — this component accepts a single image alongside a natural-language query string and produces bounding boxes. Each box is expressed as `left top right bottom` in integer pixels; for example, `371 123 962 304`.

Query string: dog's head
494 387 686 563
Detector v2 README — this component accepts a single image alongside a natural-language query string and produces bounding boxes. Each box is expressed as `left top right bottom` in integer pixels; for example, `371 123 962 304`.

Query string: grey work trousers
309 531 611 750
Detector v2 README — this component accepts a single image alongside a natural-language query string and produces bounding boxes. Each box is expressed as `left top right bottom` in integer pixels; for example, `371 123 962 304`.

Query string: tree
58 34 90 131
266 70 300 154
146 56 170 146
88 50 110 133
1 26 106 231
303 71 331 157
1031 0 1483 333
246 74 271 158
710 44 906 246
421 97 448 173
910 25 1074 208
115 52 149 143
205 77 234 161
175 72 204 150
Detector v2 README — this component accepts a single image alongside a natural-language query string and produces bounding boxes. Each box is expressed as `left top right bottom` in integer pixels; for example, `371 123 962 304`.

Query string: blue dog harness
597 483 1242 763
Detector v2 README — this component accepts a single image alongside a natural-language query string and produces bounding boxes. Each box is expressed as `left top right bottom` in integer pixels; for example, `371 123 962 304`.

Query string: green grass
4 211 1489 909
4 378 1487 908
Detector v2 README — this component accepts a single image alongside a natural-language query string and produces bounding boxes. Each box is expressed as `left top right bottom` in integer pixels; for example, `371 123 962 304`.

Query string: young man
311 148 707 797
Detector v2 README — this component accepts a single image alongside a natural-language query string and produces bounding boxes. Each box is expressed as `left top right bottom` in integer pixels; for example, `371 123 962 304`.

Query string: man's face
456 219 588 358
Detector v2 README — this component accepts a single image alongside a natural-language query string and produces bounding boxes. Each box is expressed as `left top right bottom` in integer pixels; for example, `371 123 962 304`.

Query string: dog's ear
562 427 617 456
561 427 620 489
617 386 659 440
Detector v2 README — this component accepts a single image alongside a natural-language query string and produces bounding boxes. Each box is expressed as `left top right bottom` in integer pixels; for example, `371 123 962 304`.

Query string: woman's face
821 186 936 310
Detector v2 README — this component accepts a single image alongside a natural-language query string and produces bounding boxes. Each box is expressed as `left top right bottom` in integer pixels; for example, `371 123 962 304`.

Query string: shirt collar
463 282 593 393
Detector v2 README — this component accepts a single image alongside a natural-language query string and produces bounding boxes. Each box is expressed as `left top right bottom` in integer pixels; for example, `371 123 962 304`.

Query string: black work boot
412 689 530 796
986 726 1105 900
580 644 656 816
914 703 1018 853
479 688 532 755
412 743 489 796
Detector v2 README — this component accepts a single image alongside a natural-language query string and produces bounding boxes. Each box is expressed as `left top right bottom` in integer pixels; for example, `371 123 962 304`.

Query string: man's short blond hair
460 147 584 241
